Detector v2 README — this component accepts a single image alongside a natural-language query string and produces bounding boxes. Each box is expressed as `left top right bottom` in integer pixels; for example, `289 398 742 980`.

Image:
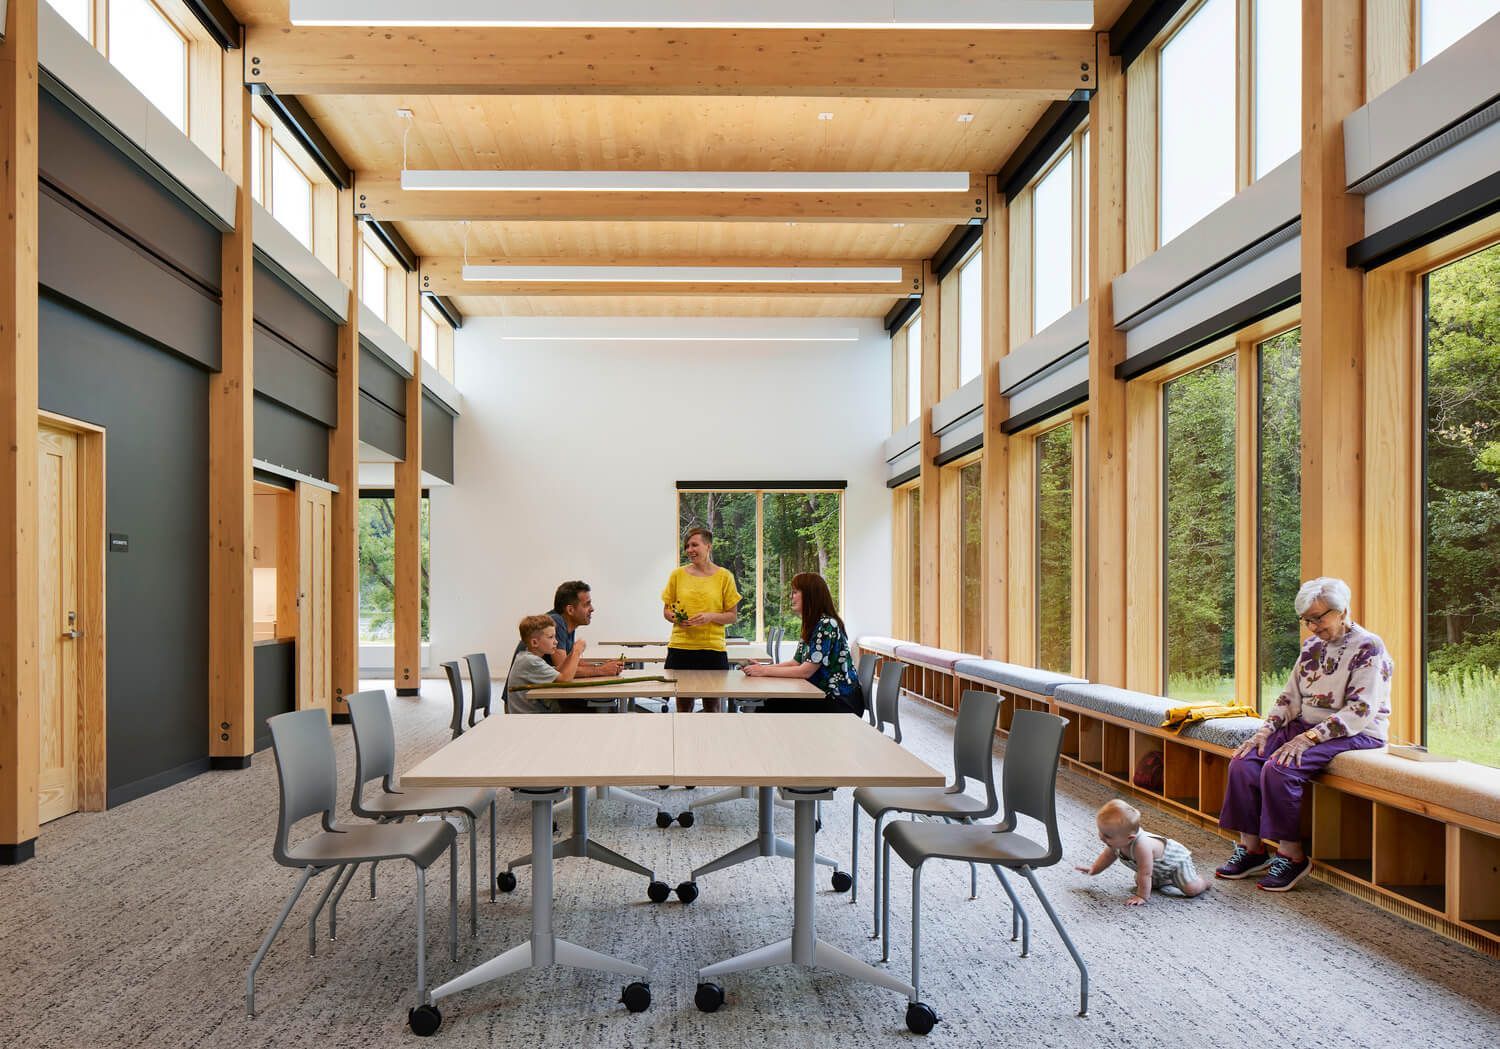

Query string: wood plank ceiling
228 1 1115 318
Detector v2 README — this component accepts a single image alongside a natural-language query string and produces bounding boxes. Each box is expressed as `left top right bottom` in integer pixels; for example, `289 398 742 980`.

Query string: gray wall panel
359 345 408 417
252 326 338 426
253 641 295 753
422 394 455 484
360 391 406 461
254 395 330 481
253 261 340 370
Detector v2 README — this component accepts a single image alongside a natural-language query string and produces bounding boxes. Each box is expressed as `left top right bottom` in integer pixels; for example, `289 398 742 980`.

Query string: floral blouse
794 616 863 715
1265 621 1392 742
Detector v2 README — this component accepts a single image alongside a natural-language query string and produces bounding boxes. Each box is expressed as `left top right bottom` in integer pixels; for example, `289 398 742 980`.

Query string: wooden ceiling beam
422 255 923 297
355 173 987 224
244 27 1096 98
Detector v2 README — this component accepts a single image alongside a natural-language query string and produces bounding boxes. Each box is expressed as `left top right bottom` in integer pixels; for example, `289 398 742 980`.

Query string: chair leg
870 811 886 938
489 800 497 904
468 813 478 938
308 864 346 957
415 864 428 1009
990 866 1030 955
849 797 860 904
449 839 459 962
328 862 361 940
911 863 924 1003
369 861 378 899
247 866 315 1019
1022 867 1088 1017
880 839 892 963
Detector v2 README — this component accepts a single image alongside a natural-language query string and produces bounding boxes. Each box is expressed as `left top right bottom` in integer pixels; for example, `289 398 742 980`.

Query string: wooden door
38 425 80 823
296 483 333 714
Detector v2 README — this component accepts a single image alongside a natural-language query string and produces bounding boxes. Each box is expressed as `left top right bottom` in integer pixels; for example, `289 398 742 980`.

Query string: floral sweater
1264 622 1392 742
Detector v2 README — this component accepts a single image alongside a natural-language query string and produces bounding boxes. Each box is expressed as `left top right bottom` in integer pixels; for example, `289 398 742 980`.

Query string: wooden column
0 0 40 863
1086 34 1130 687
394 274 423 695
917 261 941 647
980 175 1011 661
1300 0 1365 596
328 193 360 720
208 57 255 767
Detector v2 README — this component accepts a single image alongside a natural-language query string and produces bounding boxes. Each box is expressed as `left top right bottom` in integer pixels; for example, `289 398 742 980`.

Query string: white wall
428 317 893 671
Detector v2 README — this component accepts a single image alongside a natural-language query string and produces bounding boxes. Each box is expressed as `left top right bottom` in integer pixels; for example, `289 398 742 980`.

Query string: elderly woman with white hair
1215 577 1392 891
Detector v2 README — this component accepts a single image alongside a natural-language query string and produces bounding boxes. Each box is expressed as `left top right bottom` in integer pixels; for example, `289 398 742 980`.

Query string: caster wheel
655 812 674 829
815 819 823 832
830 870 853 893
647 880 671 903
408 1004 442 1036
552 821 559 835
694 982 725 1013
620 981 651 1013
658 785 670 791
675 880 699 904
684 785 696 790
496 871 517 893
677 811 696 828
905 1002 939 1035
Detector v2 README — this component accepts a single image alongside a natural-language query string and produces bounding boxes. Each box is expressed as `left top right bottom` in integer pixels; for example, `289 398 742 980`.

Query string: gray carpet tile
2 681 1498 1048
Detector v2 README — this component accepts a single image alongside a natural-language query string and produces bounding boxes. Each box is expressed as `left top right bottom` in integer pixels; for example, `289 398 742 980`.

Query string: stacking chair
462 652 495 726
441 661 467 739
881 708 1088 1033
852 690 1026 943
871 661 905 743
344 689 499 937
856 651 878 724
767 625 783 662
247 709 457 1035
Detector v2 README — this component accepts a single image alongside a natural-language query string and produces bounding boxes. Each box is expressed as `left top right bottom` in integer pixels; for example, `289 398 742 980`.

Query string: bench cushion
1327 750 1500 826
856 636 900 657
893 643 965 672
953 658 1084 697
1179 717 1265 750
1053 683 1264 749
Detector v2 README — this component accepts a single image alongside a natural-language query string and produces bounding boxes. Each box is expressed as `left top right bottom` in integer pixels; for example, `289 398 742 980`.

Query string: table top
402 714 677 788
529 675 678 701
669 669 823 700
400 712 944 790
591 644 769 664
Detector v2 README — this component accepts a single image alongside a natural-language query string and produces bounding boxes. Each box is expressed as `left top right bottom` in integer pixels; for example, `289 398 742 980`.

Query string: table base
691 787 839 881
506 787 658 885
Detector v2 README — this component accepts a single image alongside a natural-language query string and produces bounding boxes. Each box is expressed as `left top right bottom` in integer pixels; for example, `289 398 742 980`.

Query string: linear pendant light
496 319 864 342
402 170 971 194
462 265 904 284
291 1 1095 30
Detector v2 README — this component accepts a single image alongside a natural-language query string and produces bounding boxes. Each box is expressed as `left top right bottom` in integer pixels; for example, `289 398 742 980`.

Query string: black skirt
663 647 731 671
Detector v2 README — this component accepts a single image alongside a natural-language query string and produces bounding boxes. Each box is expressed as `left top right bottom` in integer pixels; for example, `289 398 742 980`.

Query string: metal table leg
694 788 911 1011
503 787 668 900
431 789 653 1015
686 787 840 887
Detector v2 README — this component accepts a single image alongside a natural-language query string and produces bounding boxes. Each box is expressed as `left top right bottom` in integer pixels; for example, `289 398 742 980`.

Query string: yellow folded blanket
1160 702 1261 734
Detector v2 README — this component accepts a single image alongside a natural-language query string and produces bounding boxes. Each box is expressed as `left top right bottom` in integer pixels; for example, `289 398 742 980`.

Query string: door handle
62 629 84 640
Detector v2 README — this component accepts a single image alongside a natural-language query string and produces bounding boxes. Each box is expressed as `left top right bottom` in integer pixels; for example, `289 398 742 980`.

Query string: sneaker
1215 845 1273 880
1256 853 1312 892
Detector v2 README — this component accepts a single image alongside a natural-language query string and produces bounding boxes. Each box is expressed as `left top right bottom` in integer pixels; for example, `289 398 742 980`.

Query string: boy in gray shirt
506 614 586 713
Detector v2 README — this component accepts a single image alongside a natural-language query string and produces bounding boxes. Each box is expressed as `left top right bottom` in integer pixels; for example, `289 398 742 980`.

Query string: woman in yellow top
661 526 742 712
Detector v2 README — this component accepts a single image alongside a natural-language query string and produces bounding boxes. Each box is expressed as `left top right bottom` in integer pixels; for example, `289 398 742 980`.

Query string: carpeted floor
2 681 1498 1049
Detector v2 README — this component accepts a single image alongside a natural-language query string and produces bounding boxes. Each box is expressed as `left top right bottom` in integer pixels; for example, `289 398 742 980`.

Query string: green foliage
358 497 429 643
1036 424 1073 672
1258 330 1303 707
959 462 983 653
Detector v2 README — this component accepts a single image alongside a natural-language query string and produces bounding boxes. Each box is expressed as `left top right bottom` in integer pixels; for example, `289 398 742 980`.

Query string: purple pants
1219 719 1383 843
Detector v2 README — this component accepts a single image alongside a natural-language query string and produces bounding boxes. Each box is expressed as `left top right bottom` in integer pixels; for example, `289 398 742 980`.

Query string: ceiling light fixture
495 319 864 342
290 0 1095 30
400 170 970 193
463 265 904 284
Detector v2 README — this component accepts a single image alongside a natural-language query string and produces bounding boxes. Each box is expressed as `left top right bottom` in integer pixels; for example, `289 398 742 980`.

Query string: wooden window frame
890 482 922 641
251 97 338 270
1020 133 1089 342
1013 408 1088 678
891 311 922 432
939 448 983 652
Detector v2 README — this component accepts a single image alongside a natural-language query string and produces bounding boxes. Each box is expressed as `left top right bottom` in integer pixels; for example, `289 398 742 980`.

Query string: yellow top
661 565 742 651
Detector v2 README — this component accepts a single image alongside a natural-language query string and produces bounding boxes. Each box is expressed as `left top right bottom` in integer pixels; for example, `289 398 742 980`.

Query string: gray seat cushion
884 819 1049 869
361 785 496 819
857 636 901 657
1054 683 1265 750
285 820 455 868
954 658 1084 697
854 785 991 819
1180 717 1265 749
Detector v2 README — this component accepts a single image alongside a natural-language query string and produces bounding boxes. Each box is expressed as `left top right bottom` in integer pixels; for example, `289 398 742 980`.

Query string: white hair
1295 577 1351 616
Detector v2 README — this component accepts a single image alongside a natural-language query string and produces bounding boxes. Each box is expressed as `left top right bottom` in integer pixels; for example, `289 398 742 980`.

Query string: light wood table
674 714 944 1016
591 644 770 665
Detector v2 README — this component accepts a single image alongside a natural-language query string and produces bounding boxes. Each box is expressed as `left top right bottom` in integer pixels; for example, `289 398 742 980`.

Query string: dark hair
552 580 591 615
684 527 713 548
792 572 845 645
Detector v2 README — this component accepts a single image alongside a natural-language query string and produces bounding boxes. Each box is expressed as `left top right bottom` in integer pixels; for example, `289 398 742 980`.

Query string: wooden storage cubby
1163 740 1200 809
1132 734 1165 796
1200 750 1230 817
1060 710 1081 759
1078 715 1104 770
1103 722 1132 779
1373 803 1447 913
1454 829 1500 935
997 691 1016 734
1312 785 1374 881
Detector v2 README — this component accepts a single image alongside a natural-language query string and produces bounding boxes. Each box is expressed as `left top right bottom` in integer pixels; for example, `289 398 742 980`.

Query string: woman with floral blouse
741 572 863 716
1216 577 1392 891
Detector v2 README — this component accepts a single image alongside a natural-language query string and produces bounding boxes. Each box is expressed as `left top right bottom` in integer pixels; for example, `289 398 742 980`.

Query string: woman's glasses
1299 608 1338 628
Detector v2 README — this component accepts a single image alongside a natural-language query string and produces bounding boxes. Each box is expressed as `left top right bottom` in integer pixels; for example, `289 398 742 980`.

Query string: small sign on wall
109 534 129 553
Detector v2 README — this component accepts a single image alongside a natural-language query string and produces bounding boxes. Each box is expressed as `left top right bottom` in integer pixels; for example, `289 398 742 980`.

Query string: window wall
678 488 843 643
1257 328 1303 707
906 313 923 425
272 143 314 251
361 240 389 322
957 251 983 386
908 485 922 639
1419 0 1500 65
48 0 191 132
1422 241 1500 767
358 493 429 644
1036 422 1074 673
958 459 983 654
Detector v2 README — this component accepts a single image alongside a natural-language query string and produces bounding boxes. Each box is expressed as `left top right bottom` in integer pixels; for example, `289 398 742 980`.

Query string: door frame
38 411 107 813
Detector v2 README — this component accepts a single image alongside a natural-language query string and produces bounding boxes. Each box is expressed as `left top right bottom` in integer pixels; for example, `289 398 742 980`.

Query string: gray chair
856 651 878 724
853 690 1025 943
345 689 499 936
441 661 466 739
768 625 784 662
463 652 494 726
881 708 1088 1032
872 661 905 744
247 709 457 1036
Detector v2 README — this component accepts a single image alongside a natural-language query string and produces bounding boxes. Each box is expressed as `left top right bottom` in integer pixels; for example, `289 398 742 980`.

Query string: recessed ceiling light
892 223 906 228
400 170 970 193
956 113 975 123
817 112 835 121
396 107 414 119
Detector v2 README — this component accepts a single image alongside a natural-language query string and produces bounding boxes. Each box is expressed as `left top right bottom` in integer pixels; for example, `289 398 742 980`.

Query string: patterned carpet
2 681 1498 1049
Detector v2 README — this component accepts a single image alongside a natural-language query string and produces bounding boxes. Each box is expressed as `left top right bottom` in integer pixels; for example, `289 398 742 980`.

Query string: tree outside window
1037 422 1074 673
358 494 429 643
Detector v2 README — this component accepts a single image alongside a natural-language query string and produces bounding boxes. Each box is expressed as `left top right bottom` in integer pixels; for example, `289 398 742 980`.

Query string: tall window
250 120 266 206
420 308 440 370
678 488 843 643
1253 0 1302 178
1420 1 1500 65
1036 422 1074 672
908 486 922 638
47 0 92 38
361 241 389 322
957 251 983 385
959 460 983 653
1163 355 1238 700
272 143 313 251
906 313 923 424
1032 148 1074 333
108 0 189 133
1257 328 1303 708
1159 0 1236 243
1422 242 1500 767
358 494 430 644
1079 131 1090 301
